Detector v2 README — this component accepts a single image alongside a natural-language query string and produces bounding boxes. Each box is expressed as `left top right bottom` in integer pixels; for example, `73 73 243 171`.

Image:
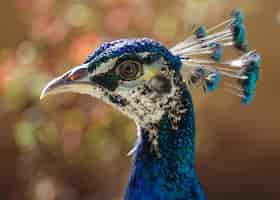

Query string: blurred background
0 0 279 199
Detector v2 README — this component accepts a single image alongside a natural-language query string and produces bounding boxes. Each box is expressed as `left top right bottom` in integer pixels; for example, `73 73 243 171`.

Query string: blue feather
231 9 249 52
240 52 260 105
85 38 182 72
125 90 206 200
195 26 207 39
231 9 244 25
209 43 223 62
41 9 260 200
206 71 221 92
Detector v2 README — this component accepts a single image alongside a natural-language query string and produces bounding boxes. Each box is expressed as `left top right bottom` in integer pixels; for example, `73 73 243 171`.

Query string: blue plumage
41 9 260 200
240 52 260 104
85 38 182 72
206 71 221 92
210 43 223 62
233 23 246 50
231 10 248 52
195 26 207 39
125 90 205 200
232 9 244 24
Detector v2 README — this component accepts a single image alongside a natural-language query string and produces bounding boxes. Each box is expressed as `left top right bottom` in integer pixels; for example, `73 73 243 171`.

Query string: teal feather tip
245 52 261 80
231 9 248 52
188 68 221 92
195 26 207 39
209 42 223 62
171 9 260 105
240 52 260 105
231 9 244 24
241 72 257 105
206 71 221 92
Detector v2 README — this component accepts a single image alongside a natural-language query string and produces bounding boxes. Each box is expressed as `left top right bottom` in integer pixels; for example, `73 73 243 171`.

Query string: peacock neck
124 84 205 200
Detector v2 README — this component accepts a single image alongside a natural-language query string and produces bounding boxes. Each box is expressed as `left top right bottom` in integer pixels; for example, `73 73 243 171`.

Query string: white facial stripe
90 58 117 76
88 52 161 78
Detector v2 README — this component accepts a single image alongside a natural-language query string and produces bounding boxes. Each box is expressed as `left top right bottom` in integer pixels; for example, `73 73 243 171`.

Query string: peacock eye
115 60 143 81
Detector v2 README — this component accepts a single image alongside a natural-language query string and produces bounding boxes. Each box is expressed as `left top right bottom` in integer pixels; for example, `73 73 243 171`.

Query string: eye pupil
116 60 142 81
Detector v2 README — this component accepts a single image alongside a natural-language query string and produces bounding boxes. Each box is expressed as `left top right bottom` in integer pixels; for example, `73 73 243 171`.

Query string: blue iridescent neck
124 85 205 200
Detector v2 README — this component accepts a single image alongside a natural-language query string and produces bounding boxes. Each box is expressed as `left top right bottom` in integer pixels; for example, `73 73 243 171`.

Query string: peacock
40 10 260 200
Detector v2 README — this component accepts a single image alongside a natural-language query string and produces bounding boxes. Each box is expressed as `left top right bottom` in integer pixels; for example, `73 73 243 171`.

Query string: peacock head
41 10 260 129
41 38 184 127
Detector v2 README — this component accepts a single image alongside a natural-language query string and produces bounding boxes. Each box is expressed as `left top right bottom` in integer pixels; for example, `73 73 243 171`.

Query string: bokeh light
0 0 279 200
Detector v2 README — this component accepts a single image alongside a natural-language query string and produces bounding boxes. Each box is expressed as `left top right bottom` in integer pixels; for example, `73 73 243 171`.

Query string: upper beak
40 64 90 100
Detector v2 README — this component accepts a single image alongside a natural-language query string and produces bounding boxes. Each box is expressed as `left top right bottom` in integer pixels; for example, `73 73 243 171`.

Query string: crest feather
170 9 260 105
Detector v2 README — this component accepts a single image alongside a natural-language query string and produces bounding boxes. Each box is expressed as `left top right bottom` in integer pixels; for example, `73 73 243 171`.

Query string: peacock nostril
68 68 88 81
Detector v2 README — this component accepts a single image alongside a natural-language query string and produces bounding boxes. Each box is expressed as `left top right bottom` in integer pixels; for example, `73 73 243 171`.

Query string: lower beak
40 64 91 100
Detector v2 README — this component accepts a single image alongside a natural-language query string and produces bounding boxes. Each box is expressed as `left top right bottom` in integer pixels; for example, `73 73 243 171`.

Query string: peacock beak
40 64 93 100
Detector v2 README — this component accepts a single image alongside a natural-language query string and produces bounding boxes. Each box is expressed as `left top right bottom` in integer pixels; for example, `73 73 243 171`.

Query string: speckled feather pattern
125 75 205 200
83 38 206 199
